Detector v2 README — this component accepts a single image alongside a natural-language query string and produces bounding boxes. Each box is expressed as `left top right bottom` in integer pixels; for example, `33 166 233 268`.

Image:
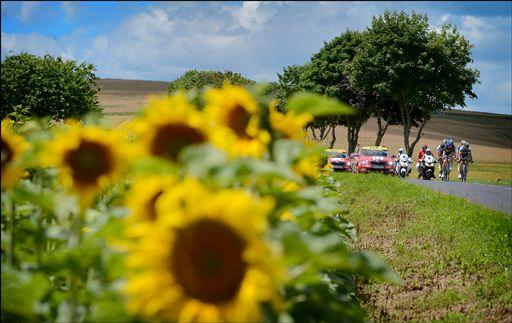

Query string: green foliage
1 88 398 322
286 92 354 116
1 53 101 120
346 10 480 154
167 69 255 94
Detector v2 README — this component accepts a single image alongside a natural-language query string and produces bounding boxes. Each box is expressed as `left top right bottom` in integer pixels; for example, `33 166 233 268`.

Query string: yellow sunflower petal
1 119 30 189
123 178 283 322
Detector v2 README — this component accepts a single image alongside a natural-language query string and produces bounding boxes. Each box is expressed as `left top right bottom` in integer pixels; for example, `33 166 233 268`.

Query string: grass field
467 163 512 186
332 173 512 321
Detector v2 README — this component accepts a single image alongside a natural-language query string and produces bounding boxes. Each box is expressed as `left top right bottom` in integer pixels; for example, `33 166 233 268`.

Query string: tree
347 10 479 155
167 70 255 94
301 31 372 152
1 53 100 120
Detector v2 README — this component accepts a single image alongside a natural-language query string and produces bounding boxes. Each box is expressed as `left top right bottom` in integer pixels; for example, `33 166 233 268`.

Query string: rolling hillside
97 79 512 163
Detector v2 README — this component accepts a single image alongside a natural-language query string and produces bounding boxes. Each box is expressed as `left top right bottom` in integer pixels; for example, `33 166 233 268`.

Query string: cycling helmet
464 141 470 147
447 139 454 146
460 140 467 146
442 139 448 145
398 148 404 154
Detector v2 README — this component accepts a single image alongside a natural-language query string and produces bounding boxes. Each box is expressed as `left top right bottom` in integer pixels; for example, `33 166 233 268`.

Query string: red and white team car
351 146 395 174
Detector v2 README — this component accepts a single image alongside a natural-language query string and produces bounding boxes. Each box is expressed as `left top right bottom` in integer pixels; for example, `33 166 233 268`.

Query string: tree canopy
1 53 100 121
347 10 480 154
167 70 255 94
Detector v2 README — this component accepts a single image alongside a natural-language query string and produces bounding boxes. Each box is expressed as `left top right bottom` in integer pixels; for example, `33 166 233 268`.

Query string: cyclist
436 140 447 177
457 140 474 179
440 139 457 179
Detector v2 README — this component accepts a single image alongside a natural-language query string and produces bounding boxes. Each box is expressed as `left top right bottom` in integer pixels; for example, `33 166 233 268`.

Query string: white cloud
20 1 39 23
462 15 489 43
61 1 76 21
1 2 510 114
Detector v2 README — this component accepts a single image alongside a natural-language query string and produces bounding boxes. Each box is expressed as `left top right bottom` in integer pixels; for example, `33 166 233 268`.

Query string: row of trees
268 10 480 155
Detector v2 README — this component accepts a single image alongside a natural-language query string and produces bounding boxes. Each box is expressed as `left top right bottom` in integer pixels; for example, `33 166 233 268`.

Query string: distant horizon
2 1 511 114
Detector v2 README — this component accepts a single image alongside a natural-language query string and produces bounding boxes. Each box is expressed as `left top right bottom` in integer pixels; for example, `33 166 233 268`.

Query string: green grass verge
332 173 512 322
466 162 512 187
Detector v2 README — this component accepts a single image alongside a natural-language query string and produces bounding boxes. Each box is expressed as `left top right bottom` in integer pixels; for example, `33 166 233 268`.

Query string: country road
406 179 512 214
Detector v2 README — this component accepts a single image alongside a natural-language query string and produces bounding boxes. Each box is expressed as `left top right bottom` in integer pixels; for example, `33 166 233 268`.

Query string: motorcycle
395 154 413 178
420 155 437 180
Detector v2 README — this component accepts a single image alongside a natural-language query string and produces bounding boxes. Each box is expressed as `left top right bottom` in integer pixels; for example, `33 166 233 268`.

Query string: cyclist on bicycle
457 140 473 179
437 139 448 177
439 139 456 179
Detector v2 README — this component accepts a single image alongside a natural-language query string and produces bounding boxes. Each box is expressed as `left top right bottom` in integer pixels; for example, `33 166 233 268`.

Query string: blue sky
1 1 511 115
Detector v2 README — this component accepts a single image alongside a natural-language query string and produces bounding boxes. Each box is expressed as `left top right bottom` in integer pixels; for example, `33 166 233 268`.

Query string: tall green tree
300 31 372 152
167 70 254 94
347 10 479 155
1 53 100 121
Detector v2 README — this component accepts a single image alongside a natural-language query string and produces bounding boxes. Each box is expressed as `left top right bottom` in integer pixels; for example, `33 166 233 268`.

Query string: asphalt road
405 179 512 214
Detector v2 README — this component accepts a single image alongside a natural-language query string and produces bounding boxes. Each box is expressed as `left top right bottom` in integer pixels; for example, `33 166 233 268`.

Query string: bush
168 70 255 94
1 53 101 121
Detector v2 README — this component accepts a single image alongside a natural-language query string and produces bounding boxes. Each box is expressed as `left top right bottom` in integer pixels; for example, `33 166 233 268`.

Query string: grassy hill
97 78 512 163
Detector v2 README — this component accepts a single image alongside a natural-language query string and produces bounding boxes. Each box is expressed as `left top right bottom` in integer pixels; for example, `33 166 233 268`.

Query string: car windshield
329 152 346 158
361 149 389 157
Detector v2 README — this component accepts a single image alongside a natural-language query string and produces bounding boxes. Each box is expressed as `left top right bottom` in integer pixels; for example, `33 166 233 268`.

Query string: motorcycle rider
457 140 474 179
416 145 427 174
418 148 435 179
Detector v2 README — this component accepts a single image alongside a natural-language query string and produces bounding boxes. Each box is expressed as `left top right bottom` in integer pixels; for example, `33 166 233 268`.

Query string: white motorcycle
419 155 437 180
395 154 413 178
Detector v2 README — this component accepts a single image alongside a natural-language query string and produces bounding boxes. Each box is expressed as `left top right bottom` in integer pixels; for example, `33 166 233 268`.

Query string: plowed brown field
98 79 512 163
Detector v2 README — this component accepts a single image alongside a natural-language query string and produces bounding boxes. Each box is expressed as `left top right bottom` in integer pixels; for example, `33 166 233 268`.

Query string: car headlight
388 161 394 166
347 162 351 166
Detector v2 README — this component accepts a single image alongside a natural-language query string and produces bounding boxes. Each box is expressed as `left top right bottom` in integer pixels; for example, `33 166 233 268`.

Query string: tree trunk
375 117 389 146
398 94 413 155
409 119 428 157
347 122 365 154
328 125 337 148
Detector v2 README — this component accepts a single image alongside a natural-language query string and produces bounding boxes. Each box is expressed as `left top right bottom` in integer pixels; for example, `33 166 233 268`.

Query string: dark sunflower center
150 124 206 161
172 219 247 304
227 105 252 139
63 139 113 186
1 138 14 172
146 190 164 221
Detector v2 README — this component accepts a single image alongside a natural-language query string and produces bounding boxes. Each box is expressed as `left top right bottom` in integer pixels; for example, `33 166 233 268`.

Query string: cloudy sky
1 1 511 114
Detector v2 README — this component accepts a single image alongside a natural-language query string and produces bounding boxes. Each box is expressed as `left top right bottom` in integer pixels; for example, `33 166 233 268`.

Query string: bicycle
459 157 470 182
441 155 453 181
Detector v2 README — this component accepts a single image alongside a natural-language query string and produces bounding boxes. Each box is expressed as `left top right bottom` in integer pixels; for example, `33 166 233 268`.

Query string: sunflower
1 119 29 189
125 175 176 223
269 100 312 140
293 155 321 181
205 84 270 158
132 93 210 162
43 123 127 206
124 178 282 322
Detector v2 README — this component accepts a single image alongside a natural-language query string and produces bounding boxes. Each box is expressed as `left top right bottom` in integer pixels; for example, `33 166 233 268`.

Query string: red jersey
418 150 425 161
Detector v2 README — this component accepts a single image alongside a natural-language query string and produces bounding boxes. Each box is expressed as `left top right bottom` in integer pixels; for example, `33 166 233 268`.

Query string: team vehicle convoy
324 149 352 172
351 146 395 174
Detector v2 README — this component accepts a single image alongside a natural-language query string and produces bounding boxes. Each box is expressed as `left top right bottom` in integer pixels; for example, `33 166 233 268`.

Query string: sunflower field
1 84 399 322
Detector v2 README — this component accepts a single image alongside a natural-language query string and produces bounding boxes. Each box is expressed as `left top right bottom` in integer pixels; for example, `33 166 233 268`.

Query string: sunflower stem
5 191 16 267
68 205 85 322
